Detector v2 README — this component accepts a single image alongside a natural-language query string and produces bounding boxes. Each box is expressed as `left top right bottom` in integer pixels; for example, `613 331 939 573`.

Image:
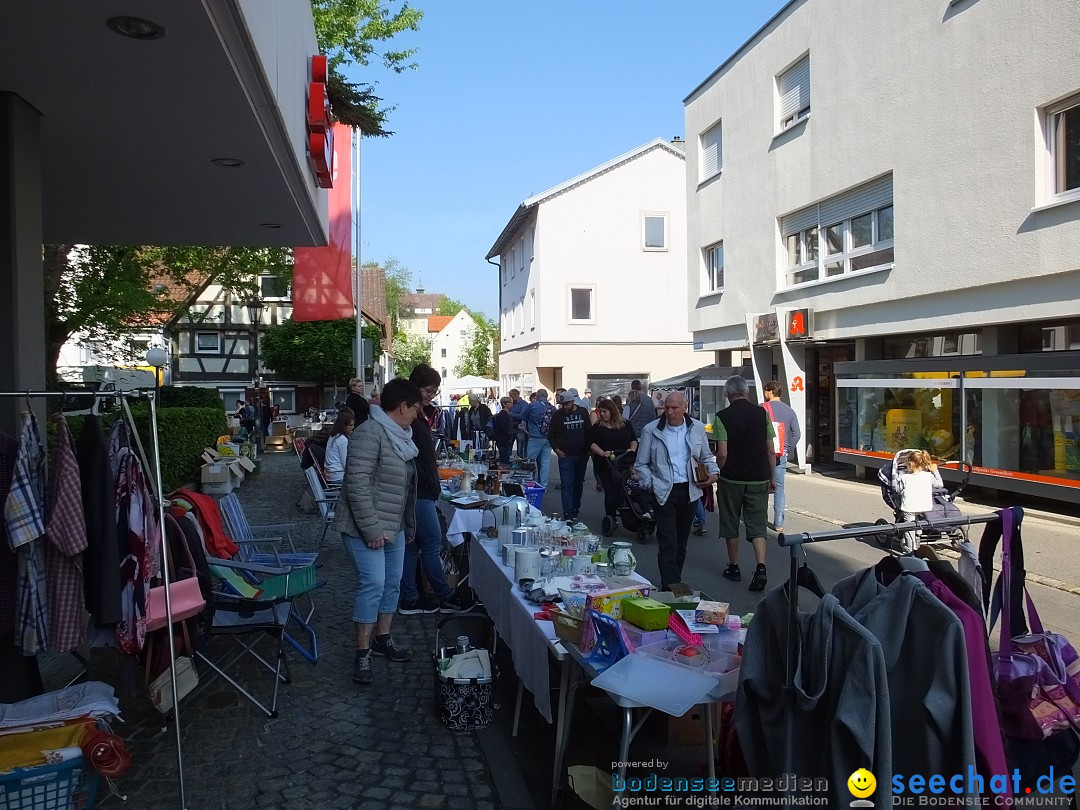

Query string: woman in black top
588 399 638 518
493 396 516 464
345 376 371 425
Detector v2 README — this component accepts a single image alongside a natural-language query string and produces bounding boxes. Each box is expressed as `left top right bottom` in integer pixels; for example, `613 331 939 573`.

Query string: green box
621 597 672 631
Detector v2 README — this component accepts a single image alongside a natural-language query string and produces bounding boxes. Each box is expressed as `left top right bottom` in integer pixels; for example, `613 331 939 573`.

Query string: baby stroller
600 451 657 544
872 449 972 549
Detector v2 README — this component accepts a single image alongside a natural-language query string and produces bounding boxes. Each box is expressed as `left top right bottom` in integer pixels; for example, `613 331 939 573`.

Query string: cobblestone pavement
49 451 503 810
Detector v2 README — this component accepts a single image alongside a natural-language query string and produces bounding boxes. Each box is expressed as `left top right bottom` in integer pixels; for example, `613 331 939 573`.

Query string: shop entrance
807 344 854 465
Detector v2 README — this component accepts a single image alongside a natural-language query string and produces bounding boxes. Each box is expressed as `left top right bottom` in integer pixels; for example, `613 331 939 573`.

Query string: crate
550 606 584 646
524 485 545 511
0 757 99 810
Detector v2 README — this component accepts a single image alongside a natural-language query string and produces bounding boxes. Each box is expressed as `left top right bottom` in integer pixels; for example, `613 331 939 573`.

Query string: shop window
1019 319 1080 352
883 332 981 359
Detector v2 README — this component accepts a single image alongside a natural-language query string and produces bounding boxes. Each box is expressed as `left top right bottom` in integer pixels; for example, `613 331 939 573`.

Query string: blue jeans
400 499 454 604
516 430 528 458
527 437 552 487
694 499 706 525
342 531 406 624
773 457 787 528
557 454 588 517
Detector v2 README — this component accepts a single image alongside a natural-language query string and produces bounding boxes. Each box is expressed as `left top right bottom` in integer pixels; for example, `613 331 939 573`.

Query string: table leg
614 706 632 802
549 657 572 810
705 703 716 790
512 679 523 738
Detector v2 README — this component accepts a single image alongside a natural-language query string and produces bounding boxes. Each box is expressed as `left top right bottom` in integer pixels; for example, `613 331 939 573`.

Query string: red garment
171 490 238 559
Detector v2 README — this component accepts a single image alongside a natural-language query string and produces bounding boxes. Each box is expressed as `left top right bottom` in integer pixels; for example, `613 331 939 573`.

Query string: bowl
518 577 535 592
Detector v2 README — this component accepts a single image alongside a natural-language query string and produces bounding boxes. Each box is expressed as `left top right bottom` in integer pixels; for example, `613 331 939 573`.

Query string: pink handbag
992 507 1080 740
146 524 206 632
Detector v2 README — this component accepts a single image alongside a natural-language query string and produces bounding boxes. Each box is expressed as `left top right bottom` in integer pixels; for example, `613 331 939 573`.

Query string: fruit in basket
678 647 699 658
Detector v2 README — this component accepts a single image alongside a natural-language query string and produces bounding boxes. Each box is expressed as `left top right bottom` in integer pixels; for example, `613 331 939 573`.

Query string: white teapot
608 541 636 571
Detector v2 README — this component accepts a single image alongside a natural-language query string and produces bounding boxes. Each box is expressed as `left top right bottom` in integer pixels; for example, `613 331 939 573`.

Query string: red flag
293 122 354 321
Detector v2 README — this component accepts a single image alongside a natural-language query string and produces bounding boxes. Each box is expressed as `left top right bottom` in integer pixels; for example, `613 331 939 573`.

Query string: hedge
159 386 228 410
61 405 226 492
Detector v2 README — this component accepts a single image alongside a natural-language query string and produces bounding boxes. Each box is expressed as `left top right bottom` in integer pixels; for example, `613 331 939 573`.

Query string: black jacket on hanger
76 416 122 626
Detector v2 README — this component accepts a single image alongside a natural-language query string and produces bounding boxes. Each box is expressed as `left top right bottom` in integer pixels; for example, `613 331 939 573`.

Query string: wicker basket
550 606 584 646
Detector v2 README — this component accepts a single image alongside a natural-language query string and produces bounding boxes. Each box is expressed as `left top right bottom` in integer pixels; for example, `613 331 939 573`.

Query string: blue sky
348 1 789 320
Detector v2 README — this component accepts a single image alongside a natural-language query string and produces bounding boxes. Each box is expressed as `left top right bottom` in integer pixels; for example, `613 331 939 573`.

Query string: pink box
619 621 669 650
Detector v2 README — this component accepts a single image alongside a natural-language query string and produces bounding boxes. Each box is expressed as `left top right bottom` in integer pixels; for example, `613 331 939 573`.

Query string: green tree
392 333 431 379
437 297 467 316
312 0 423 136
368 257 413 336
454 313 498 379
261 317 382 383
43 244 289 388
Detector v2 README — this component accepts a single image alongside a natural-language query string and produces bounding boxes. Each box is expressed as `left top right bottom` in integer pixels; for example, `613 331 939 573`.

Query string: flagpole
353 127 363 379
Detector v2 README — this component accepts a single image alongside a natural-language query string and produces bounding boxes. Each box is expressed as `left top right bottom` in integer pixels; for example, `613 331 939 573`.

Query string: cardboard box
237 456 256 473
642 704 719 746
201 448 222 465
695 600 730 626
200 462 230 484
227 460 245 482
583 578 652 620
270 420 288 437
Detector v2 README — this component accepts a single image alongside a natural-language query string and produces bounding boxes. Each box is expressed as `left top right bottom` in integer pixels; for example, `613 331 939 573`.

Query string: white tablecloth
436 497 493 547
469 537 563 723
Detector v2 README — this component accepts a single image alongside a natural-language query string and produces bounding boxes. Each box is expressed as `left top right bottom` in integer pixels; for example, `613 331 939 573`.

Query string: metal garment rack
774 510 1003 809
0 389 187 809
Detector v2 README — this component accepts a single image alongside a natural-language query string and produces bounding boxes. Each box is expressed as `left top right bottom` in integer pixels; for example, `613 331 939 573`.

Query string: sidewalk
42 451 499 810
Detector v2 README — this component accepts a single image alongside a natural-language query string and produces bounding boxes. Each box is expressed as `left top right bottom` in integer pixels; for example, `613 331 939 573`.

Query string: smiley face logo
848 768 876 799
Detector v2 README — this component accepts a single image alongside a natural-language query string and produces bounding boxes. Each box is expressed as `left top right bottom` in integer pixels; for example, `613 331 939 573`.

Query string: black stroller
600 451 657 544
869 449 973 549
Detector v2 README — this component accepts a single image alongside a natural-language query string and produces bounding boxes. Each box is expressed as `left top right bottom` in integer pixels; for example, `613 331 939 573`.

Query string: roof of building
402 291 446 312
427 315 455 334
485 137 686 259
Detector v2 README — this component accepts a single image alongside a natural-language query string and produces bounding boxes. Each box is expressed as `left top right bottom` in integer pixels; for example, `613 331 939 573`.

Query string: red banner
292 122 354 321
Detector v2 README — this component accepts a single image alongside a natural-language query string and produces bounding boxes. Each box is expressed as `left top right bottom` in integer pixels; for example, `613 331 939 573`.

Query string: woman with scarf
334 378 421 685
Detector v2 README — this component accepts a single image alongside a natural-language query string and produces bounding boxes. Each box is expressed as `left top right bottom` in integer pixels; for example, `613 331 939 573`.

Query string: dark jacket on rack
736 588 892 809
832 568 977 795
75 416 122 626
410 413 440 502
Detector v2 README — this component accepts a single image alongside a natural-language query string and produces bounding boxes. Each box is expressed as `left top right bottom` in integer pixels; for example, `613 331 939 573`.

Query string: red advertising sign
307 55 334 188
787 308 813 341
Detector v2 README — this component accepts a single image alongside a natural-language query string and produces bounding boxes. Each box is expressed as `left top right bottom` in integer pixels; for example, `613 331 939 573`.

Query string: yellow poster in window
885 409 922 452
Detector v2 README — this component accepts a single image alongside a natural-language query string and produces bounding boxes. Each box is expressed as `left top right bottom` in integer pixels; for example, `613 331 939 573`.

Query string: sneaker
353 649 372 684
640 511 653 521
722 564 742 582
370 635 410 662
749 564 768 592
398 597 439 616
439 597 468 614
692 521 706 536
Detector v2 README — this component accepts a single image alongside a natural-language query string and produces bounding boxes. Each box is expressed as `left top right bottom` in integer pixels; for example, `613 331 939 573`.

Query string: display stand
0 389 187 809
775 510 1003 810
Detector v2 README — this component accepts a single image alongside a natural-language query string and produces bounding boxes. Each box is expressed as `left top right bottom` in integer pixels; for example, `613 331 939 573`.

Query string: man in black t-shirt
548 388 591 519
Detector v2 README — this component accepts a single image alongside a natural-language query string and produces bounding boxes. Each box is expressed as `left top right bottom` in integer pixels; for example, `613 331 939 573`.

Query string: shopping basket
433 612 499 732
524 484 545 511
0 757 99 810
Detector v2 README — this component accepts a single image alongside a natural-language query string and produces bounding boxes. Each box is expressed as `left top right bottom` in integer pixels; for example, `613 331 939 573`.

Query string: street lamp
145 346 168 483
245 298 265 451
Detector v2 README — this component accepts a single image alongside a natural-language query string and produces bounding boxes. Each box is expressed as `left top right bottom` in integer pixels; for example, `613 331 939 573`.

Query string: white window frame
441 348 447 358
510 244 517 278
259 274 288 301
785 205 894 288
529 290 536 330
517 235 526 275
702 241 725 295
568 286 595 325
194 331 222 354
776 54 811 133
700 120 723 182
642 213 668 251
1044 92 1080 205
501 312 508 341
269 387 295 414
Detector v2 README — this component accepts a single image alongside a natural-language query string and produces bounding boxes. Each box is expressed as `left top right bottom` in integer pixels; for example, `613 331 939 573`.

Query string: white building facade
430 310 476 392
489 138 699 399
684 0 1080 501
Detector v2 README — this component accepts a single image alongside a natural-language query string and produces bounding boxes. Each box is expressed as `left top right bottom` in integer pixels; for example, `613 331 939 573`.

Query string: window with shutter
700 121 723 181
777 54 811 131
703 242 724 293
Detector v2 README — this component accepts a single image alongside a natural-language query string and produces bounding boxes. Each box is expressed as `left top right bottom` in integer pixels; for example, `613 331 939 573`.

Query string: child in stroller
876 448 971 551
600 451 657 543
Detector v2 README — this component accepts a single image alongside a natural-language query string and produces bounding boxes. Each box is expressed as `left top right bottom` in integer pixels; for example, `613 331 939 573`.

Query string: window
442 367 448 378
569 287 594 323
782 174 893 287
517 236 526 275
643 214 667 251
510 244 517 278
703 242 725 293
269 388 295 414
529 290 535 329
1047 93 1080 200
259 275 288 299
501 261 508 286
777 54 811 131
502 312 508 340
219 388 245 409
441 348 447 358
195 331 222 353
700 121 723 181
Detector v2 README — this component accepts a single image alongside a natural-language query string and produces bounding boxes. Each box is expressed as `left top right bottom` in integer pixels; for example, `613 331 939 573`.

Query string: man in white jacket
633 392 720 590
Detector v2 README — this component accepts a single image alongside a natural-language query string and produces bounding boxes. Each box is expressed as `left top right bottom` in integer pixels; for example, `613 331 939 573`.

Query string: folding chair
172 513 316 718
217 492 313 567
304 466 338 553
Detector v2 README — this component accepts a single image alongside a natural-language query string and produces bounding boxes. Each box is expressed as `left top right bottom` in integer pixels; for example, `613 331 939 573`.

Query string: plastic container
622 597 672 631
635 637 742 698
0 755 99 810
592 651 717 716
524 485 546 511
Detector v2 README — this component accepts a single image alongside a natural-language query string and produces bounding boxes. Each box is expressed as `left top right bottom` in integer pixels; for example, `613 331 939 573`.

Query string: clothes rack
0 388 188 809
774 510 1003 810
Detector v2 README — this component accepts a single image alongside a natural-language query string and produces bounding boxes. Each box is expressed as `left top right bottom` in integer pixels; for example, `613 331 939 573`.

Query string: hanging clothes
0 433 21 637
45 416 88 652
171 490 238 559
832 568 978 794
736 589 893 808
113 447 158 655
4 413 48 654
76 415 122 627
